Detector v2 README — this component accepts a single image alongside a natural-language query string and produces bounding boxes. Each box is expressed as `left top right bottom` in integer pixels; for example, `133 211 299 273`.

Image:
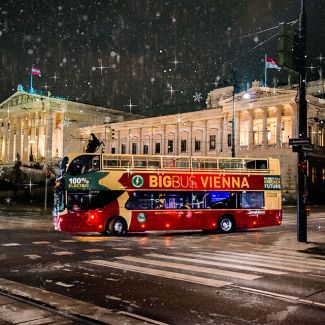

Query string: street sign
301 144 314 152
289 138 310 145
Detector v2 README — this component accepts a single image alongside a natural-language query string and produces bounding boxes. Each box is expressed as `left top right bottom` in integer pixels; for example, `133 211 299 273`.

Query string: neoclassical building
79 81 325 202
0 85 140 164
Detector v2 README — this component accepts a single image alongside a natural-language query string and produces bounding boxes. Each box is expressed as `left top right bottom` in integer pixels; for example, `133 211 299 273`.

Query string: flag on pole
31 66 41 76
265 57 281 70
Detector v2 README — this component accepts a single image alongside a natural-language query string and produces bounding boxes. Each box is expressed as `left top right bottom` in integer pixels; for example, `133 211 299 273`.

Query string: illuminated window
311 167 317 183
318 128 324 147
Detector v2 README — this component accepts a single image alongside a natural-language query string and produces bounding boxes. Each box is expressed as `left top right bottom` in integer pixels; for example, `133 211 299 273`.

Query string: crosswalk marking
191 252 315 273
211 250 325 270
112 248 132 251
84 249 104 253
145 253 286 275
52 251 74 256
85 260 232 288
116 256 260 280
2 243 20 246
32 241 50 245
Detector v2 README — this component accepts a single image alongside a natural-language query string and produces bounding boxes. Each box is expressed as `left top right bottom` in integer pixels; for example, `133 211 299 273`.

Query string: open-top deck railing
101 154 271 173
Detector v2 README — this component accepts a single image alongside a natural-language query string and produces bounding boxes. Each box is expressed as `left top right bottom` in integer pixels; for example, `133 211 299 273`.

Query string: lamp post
231 70 237 158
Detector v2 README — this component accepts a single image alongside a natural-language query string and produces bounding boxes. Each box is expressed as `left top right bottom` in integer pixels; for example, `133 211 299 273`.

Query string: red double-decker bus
53 154 282 235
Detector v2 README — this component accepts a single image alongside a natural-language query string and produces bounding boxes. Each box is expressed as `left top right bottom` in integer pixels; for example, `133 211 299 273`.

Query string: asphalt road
0 206 324 324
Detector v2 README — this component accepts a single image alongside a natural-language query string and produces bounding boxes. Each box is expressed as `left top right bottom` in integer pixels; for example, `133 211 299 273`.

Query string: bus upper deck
66 154 280 176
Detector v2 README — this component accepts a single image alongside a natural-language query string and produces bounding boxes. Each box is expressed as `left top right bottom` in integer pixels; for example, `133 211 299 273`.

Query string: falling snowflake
193 92 203 103
0 167 4 177
5 196 12 204
63 118 72 126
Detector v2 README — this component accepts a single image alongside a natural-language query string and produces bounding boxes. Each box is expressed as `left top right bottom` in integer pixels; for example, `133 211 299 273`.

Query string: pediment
0 91 41 111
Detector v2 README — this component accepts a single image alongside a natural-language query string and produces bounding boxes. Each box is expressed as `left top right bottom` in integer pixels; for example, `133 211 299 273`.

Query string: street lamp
231 86 235 157
231 70 237 158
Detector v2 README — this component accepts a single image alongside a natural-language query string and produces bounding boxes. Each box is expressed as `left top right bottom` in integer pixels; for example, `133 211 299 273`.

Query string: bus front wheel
109 217 127 236
218 215 235 233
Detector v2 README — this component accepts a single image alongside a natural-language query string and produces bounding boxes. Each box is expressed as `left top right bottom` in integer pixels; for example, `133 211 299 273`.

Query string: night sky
0 0 324 116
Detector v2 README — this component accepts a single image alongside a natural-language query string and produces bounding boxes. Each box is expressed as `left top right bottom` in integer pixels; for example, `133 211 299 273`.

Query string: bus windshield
67 155 100 175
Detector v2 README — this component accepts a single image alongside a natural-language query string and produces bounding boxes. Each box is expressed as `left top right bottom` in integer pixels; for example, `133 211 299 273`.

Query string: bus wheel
109 217 127 236
218 215 235 233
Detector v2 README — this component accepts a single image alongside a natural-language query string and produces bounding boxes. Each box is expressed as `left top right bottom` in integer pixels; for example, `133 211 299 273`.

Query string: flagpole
30 67 33 93
264 54 267 86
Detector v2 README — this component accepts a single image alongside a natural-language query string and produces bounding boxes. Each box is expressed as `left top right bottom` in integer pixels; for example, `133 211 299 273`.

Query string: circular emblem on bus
137 213 146 223
132 175 144 188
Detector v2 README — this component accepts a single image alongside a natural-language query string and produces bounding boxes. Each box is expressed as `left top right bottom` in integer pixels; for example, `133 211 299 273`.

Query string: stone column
127 129 131 154
38 115 45 160
202 120 208 155
30 113 36 161
15 117 22 159
248 109 254 150
45 112 53 162
0 119 3 162
116 130 121 154
262 108 268 149
2 118 10 163
235 111 241 153
8 118 15 163
276 106 283 148
176 123 180 155
290 103 297 138
216 119 222 153
22 116 29 162
222 113 229 154
162 125 166 155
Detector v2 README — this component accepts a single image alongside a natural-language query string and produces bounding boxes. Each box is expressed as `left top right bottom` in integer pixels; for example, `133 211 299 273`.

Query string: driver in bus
155 194 165 209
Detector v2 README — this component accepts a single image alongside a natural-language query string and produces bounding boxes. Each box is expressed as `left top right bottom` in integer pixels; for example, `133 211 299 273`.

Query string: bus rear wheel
109 217 127 236
218 215 235 233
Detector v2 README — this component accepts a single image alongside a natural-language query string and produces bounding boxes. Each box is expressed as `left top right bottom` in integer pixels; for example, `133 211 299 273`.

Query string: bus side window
241 192 264 209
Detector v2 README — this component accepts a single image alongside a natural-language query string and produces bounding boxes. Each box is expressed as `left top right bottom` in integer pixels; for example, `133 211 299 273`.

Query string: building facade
0 86 141 165
79 82 325 202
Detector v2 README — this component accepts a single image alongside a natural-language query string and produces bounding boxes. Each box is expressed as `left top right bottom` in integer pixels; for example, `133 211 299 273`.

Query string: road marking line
32 241 50 245
117 256 260 280
60 240 77 243
84 249 104 253
55 281 74 288
231 285 299 301
146 253 285 275
24 255 41 260
118 311 169 325
112 248 132 251
52 251 74 256
85 260 231 287
2 243 21 246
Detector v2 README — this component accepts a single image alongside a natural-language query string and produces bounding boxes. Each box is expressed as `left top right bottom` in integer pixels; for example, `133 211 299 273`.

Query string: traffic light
298 161 307 175
278 22 299 73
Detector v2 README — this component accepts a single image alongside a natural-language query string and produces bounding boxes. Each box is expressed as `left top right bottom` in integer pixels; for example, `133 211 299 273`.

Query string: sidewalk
0 278 154 325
